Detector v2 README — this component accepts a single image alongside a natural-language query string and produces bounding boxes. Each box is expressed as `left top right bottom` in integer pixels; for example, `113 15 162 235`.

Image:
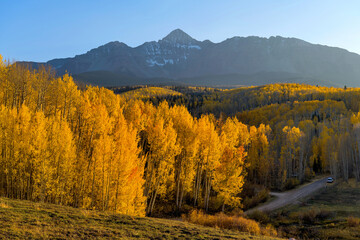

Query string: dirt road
246 176 329 214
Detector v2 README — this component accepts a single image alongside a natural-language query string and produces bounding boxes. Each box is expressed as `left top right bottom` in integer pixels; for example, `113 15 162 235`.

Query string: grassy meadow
0 197 283 240
261 179 360 239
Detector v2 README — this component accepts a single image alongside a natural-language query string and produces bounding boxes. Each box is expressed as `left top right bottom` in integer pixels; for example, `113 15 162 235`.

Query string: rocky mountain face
23 29 360 87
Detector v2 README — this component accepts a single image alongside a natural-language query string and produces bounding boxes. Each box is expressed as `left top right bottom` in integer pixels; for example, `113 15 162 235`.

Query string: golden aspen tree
298 120 315 181
318 126 333 172
214 117 247 211
247 124 271 186
13 105 32 199
351 114 360 181
0 55 7 105
170 105 198 211
88 103 113 210
194 115 221 211
280 126 303 187
33 65 54 112
123 99 147 131
111 112 146 216
46 114 76 205
58 74 81 120
30 111 49 202
0 106 19 197
0 106 6 196
46 74 80 120
144 102 180 215
71 91 98 209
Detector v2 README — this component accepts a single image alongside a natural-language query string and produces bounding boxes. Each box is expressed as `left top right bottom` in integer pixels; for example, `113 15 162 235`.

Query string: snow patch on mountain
174 43 201 50
187 45 201 50
146 58 175 67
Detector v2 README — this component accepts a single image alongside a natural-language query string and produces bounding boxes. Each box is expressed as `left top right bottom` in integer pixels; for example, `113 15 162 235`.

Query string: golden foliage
183 209 262 235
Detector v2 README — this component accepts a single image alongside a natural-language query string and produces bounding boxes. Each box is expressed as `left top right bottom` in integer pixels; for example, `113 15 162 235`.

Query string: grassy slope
120 86 182 99
272 179 360 239
0 197 282 240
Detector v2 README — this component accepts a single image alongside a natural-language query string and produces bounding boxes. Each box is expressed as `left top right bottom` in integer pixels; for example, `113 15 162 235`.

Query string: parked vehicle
327 177 334 183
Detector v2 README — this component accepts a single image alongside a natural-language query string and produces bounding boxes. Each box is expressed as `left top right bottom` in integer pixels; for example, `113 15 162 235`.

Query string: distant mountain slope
21 29 360 87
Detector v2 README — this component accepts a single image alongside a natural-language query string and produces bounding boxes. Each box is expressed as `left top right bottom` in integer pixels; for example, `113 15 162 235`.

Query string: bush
183 210 261 235
0 201 10 209
298 208 334 224
317 209 334 220
300 209 318 224
229 207 244 217
247 210 270 224
347 216 360 227
243 188 270 210
284 178 300 190
261 224 277 237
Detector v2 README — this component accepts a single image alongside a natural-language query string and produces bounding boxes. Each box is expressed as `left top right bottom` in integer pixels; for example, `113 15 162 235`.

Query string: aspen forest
1 54 360 218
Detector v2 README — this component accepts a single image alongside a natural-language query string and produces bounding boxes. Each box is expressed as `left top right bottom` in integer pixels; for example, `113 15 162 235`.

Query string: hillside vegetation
2 55 360 239
119 86 182 99
265 179 360 239
0 197 282 239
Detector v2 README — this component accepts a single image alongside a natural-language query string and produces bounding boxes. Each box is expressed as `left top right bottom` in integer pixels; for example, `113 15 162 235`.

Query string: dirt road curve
246 176 329 214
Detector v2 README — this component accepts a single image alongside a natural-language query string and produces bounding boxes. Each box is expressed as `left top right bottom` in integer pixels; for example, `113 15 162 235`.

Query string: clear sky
1 0 360 62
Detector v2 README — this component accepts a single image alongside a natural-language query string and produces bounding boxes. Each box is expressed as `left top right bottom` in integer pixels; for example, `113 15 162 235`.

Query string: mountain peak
162 29 195 43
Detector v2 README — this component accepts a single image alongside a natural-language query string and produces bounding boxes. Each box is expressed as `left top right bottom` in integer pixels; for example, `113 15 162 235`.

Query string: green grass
0 197 282 239
269 179 360 240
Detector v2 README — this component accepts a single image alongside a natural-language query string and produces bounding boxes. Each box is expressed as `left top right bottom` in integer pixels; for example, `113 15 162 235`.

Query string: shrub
0 201 10 209
229 207 244 217
284 178 300 190
261 224 277 237
347 216 360 227
317 209 334 220
183 210 261 235
247 210 270 224
300 209 318 224
298 208 334 224
243 189 270 210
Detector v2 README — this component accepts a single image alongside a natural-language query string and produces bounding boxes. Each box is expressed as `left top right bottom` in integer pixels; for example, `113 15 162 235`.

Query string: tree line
129 83 360 191
0 57 267 216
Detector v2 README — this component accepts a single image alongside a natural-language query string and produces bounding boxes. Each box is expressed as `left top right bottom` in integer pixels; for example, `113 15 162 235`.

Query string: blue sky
1 0 360 62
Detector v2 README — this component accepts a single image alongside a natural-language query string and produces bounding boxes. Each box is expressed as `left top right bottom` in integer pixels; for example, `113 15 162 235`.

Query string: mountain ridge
20 29 360 87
